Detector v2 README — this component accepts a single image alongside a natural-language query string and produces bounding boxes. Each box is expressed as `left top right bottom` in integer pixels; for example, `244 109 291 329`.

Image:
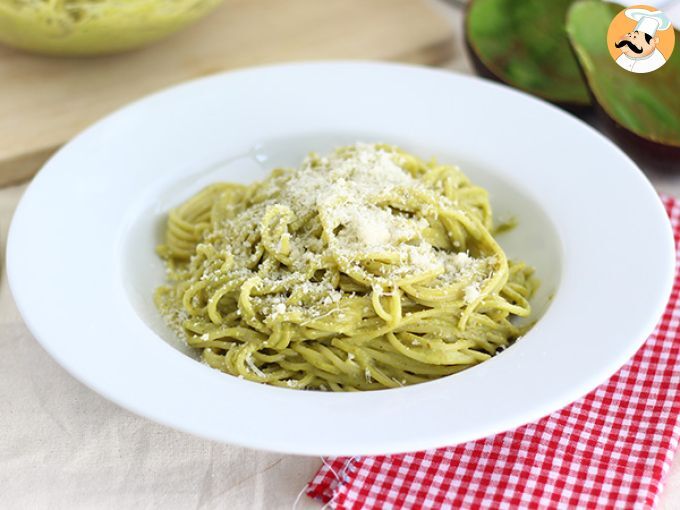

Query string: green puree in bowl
0 0 223 56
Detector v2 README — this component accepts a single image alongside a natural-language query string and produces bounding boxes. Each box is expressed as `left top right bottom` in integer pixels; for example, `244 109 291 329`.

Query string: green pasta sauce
155 144 537 391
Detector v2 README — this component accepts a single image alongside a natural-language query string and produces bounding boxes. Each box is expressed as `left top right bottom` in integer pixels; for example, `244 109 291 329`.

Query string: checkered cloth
307 196 680 509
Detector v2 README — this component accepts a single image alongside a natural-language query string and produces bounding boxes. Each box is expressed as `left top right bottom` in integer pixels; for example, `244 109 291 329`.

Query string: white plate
7 62 674 456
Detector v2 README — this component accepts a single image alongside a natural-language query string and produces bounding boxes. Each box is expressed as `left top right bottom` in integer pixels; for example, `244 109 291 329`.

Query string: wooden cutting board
0 0 454 187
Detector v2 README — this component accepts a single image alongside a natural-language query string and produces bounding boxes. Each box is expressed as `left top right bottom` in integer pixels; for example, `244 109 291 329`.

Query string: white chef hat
625 8 672 37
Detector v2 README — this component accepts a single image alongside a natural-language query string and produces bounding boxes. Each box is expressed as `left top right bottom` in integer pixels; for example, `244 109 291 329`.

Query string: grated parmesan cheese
195 143 494 326
464 282 481 304
353 211 391 246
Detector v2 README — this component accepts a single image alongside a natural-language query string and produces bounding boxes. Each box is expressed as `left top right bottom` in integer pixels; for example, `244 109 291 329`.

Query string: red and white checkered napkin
307 196 680 509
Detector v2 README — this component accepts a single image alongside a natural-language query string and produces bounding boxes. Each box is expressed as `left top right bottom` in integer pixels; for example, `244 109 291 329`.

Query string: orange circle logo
607 4 675 73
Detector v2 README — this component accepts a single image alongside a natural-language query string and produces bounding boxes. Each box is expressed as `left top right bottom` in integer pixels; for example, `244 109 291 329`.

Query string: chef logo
607 5 675 73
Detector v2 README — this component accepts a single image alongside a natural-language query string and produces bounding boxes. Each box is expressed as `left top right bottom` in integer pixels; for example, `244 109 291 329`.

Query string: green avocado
567 1 680 153
465 0 591 107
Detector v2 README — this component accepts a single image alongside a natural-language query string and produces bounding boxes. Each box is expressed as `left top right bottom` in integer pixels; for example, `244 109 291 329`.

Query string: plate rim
7 60 676 456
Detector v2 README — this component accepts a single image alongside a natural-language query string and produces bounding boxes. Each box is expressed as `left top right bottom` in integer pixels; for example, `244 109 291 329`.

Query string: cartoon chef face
610 7 673 74
615 29 659 58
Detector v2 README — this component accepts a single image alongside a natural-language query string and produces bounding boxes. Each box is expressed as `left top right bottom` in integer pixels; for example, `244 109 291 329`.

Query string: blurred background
0 0 677 192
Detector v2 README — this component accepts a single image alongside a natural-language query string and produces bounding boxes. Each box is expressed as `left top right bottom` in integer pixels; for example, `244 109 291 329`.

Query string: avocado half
465 0 591 110
567 1 680 167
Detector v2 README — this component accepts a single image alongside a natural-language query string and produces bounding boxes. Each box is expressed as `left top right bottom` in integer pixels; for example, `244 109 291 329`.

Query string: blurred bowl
0 0 224 56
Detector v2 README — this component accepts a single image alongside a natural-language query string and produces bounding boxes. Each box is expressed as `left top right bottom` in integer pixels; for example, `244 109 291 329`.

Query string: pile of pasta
155 143 536 391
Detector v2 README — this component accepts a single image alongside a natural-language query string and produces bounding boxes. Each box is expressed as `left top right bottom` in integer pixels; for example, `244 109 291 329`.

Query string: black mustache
615 39 643 53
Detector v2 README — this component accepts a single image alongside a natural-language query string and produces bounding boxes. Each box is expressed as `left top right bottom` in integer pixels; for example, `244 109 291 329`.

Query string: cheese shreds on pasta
155 143 537 391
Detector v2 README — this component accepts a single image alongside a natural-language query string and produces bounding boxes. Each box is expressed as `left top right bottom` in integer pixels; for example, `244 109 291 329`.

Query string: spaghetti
155 143 536 391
